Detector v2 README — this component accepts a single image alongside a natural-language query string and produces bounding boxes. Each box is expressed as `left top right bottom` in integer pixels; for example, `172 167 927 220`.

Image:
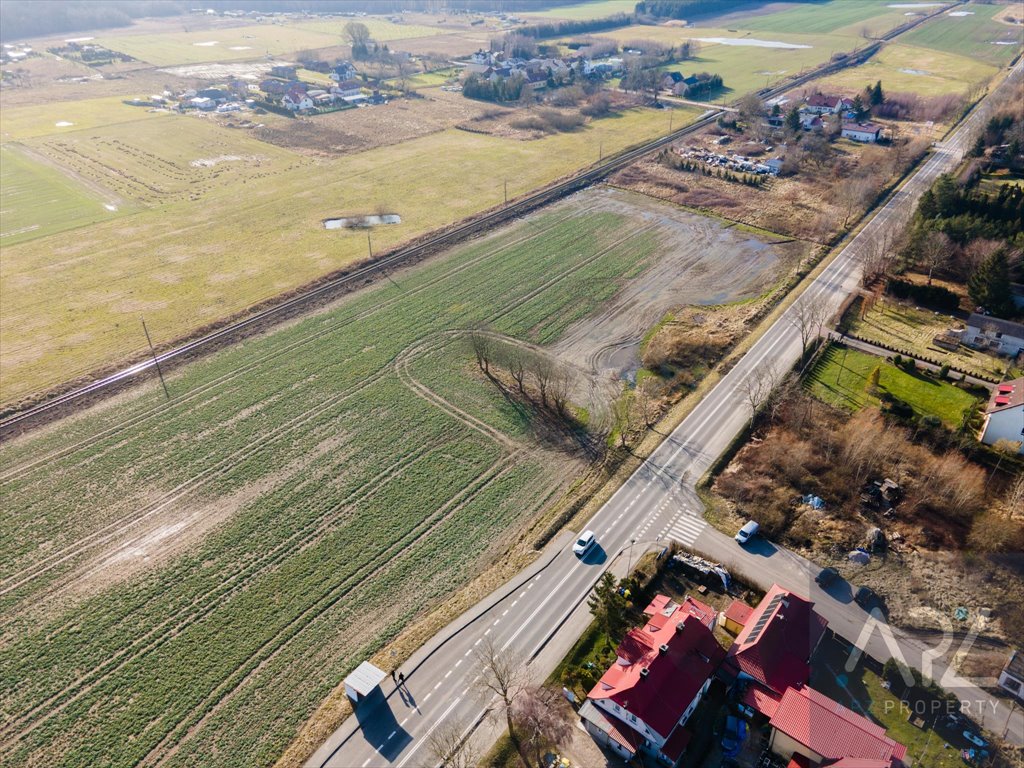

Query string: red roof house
723 598 753 634
768 685 907 767
725 584 828 703
581 595 725 764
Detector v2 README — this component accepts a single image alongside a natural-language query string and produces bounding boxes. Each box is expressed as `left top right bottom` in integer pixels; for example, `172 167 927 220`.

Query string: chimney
676 621 686 633
659 644 669 654
640 667 650 678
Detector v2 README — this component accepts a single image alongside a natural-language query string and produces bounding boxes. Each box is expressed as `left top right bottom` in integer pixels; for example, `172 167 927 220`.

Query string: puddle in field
54 121 74 127
948 10 975 16
324 214 402 229
64 36 94 42
887 2 942 7
229 46 252 50
696 36 811 48
194 41 219 47
190 154 264 168
991 40 1017 44
899 68 932 75
104 204 118 211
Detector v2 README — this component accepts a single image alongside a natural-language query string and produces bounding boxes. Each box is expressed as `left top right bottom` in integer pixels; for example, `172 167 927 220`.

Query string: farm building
841 122 883 142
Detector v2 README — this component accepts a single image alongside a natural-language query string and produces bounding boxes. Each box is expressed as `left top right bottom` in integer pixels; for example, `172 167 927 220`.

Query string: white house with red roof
580 594 725 765
282 85 313 112
768 685 908 767
980 377 1024 453
725 583 829 717
803 94 854 114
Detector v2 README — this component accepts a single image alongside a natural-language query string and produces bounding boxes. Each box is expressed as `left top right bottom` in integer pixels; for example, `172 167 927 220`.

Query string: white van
735 520 759 545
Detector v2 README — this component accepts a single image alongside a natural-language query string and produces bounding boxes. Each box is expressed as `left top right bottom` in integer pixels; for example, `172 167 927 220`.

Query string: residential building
980 378 1024 453
965 312 1024 357
190 96 215 110
581 594 725 765
724 584 828 716
331 80 364 98
998 650 1024 701
270 64 297 80
804 94 854 114
768 685 907 767
799 111 824 130
282 86 314 111
330 61 357 82
841 122 883 142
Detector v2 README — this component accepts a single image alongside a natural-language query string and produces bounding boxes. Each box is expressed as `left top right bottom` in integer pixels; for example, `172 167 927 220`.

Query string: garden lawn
899 3 1023 66
849 302 1007 380
806 344 980 426
0 144 121 246
0 104 699 404
817 42 998 98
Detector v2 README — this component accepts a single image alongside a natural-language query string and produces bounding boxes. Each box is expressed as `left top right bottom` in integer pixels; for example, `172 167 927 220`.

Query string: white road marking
434 681 442 690
387 730 397 740
511 600 518 607
484 628 492 636
444 670 452 679
474 638 482 646
362 759 371 767
502 609 509 616
455 659 462 668
400 717 409 727
424 692 432 702
396 697 463 768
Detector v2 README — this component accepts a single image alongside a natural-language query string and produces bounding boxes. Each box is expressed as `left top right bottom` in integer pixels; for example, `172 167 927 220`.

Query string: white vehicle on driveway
573 530 596 557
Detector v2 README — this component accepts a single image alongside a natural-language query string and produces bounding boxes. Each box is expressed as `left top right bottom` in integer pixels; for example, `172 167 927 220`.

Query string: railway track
0 4 953 436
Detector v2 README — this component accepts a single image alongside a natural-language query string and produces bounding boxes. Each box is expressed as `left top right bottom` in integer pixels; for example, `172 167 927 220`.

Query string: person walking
398 672 405 687
391 670 397 684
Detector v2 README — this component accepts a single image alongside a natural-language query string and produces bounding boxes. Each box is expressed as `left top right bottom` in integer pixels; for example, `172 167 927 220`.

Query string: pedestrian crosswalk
661 512 707 546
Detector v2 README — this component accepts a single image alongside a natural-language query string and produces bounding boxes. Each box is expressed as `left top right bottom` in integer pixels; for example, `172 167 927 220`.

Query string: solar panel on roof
746 593 785 644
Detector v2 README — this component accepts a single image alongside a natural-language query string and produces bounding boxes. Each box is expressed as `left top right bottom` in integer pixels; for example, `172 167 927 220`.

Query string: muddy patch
550 187 802 386
696 36 811 49
324 214 401 230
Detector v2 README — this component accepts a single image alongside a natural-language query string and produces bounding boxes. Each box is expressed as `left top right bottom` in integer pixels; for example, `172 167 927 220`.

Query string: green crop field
806 344 980 426
899 4 1023 65
293 17 446 41
0 145 122 246
817 41 998 97
0 190 794 767
0 104 697 404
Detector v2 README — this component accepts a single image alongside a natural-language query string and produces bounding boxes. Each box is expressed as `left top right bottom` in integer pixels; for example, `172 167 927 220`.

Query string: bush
885 278 960 312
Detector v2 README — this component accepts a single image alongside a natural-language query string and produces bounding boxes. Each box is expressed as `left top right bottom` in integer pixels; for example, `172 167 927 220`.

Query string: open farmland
734 0 926 38
0 104 698 404
594 26 867 95
520 0 637 20
899 3 1023 65
0 189 798 768
815 41 998 97
0 95 166 141
0 144 122 246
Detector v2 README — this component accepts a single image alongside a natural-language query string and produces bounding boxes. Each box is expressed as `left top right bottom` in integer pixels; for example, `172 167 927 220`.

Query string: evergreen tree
967 248 1014 317
870 80 884 106
851 94 868 121
587 572 628 644
785 106 801 135
867 365 881 395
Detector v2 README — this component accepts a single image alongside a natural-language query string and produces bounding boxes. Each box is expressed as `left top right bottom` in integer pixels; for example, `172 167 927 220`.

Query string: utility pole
627 538 636 574
367 232 372 259
669 109 674 132
504 178 508 205
599 141 603 163
141 317 170 401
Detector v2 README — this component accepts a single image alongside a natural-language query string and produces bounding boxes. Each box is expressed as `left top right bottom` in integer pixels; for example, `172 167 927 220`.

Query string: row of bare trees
469 333 572 414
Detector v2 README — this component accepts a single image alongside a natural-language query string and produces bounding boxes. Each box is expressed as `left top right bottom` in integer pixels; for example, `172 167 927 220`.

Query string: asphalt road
308 62 1024 768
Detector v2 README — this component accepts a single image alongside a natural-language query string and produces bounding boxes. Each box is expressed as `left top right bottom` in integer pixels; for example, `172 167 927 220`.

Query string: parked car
573 530 596 557
815 567 840 587
721 715 747 758
735 520 759 545
963 730 988 749
854 586 879 610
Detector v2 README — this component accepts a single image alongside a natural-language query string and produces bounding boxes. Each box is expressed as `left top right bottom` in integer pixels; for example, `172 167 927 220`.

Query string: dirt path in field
9 141 126 210
551 187 802 387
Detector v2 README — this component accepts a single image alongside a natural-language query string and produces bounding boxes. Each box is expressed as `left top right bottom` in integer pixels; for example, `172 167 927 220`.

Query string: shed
344 661 387 705
723 598 753 635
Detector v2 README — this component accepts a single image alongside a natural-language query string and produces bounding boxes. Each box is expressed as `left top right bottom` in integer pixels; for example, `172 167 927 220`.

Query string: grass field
0 95 166 141
0 190 794 768
847 302 1008 379
0 145 122 246
292 17 445 41
21 115 307 207
0 104 698 404
899 3 1023 66
737 0 916 38
806 344 980 425
95 24 342 66
521 0 637 19
816 41 998 97
596 26 865 94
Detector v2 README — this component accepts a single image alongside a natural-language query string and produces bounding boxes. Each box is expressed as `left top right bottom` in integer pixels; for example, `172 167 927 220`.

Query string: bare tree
506 346 527 393
918 230 952 285
861 229 896 286
837 174 879 229
739 364 779 427
510 687 576 768
789 294 833 356
636 376 662 428
552 368 573 415
612 388 635 447
427 719 478 768
473 637 530 768
470 332 494 374
530 355 555 407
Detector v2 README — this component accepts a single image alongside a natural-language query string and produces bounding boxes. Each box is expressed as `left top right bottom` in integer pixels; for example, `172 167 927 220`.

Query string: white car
735 520 759 545
573 530 596 557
